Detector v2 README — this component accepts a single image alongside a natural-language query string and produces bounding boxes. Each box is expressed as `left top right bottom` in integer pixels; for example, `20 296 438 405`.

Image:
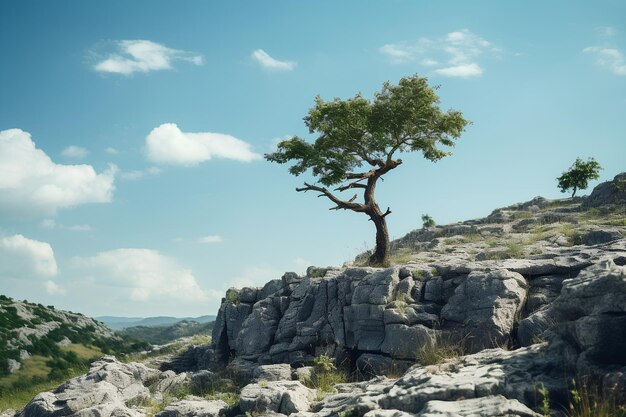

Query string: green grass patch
388 248 414 265
415 335 465 366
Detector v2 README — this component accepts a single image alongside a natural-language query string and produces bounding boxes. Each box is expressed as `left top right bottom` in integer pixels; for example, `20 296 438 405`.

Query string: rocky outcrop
212 241 626 369
18 356 157 417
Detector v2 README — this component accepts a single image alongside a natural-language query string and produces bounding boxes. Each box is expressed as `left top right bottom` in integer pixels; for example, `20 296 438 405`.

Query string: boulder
441 269 527 350
253 364 293 382
238 381 316 415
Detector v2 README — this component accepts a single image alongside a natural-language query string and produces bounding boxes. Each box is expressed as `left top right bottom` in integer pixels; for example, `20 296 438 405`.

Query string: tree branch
296 182 367 212
382 207 391 217
334 180 367 192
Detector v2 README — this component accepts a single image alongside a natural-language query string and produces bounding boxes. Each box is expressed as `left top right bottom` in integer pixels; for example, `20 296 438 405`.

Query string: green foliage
308 355 347 395
415 334 465 365
567 378 626 417
225 288 240 305
557 157 602 198
266 74 469 187
537 382 551 417
421 214 436 228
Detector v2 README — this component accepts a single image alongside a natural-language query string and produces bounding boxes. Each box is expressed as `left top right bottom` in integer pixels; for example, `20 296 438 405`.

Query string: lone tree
266 75 470 266
557 157 602 198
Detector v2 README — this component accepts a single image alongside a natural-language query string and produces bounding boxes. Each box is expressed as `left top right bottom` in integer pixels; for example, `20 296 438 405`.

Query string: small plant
225 289 240 305
258 379 268 388
411 270 425 280
537 382 551 417
421 214 436 228
415 334 464 366
308 355 347 396
567 377 626 417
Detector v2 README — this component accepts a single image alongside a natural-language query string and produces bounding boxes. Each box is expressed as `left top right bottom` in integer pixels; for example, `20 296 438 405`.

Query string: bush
308 355 347 394
421 214 436 228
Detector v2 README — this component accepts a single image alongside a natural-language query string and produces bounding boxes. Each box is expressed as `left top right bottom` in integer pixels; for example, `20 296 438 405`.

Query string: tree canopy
557 157 602 198
266 74 470 266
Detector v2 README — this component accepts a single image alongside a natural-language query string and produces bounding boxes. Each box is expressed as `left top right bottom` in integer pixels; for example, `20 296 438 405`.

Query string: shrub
309 355 347 394
421 214 436 228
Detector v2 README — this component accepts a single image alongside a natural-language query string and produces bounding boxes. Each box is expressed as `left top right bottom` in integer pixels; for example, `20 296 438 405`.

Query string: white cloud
251 49 296 71
40 219 93 232
379 29 498 78
434 63 483 78
198 235 222 244
45 280 66 295
583 46 626 76
93 40 203 75
105 147 119 155
0 234 58 279
72 248 214 303
61 145 89 159
0 129 116 217
119 166 161 181
146 123 261 166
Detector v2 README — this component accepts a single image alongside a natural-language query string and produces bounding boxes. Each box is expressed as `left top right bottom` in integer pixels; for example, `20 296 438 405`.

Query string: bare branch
382 207 392 217
296 182 367 212
334 181 367 192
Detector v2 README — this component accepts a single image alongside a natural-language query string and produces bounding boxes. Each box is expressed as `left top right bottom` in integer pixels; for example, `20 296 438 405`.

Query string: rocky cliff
7 173 626 417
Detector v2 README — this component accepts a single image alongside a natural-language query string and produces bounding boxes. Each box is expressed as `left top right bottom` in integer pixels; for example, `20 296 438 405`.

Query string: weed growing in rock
415 334 464 366
307 355 347 396
537 382 551 417
566 377 626 417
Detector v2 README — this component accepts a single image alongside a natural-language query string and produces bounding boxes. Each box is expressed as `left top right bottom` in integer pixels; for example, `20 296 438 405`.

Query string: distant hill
0 295 147 397
96 315 216 330
119 319 215 345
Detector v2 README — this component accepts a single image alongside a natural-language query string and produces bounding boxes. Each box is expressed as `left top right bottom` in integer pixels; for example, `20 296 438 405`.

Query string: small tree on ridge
557 157 602 198
266 75 469 266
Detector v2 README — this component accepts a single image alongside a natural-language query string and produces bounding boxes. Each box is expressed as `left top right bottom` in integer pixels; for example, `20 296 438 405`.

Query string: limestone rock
253 364 293 382
441 269 527 350
19 356 157 417
238 381 316 415
416 395 541 417
155 399 228 417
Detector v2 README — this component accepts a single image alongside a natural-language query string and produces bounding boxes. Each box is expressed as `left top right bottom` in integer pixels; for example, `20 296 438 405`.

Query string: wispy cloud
119 166 161 181
105 147 119 155
583 46 626 76
146 123 261 166
380 29 500 78
198 235 222 244
596 26 617 38
41 218 93 232
0 129 116 217
61 145 89 159
93 40 203 75
251 49 296 71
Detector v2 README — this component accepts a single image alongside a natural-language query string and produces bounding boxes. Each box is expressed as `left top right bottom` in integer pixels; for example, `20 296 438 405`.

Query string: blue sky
0 1 624 317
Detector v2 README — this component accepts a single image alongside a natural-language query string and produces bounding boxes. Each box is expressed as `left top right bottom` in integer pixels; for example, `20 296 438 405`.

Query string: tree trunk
571 186 577 198
368 214 390 267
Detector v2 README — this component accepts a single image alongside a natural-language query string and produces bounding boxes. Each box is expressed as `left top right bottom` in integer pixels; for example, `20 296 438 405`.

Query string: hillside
97 315 216 330
4 173 626 417
120 320 215 345
0 297 148 401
